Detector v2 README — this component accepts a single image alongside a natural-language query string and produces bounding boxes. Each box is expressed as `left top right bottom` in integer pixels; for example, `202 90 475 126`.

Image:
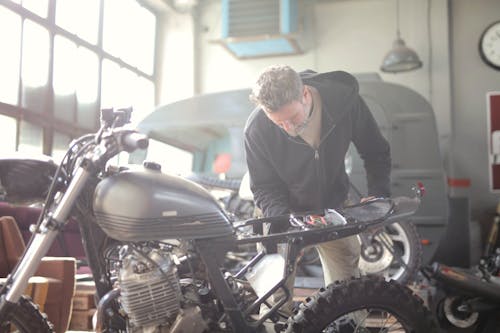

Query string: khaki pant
316 235 361 285
269 235 361 315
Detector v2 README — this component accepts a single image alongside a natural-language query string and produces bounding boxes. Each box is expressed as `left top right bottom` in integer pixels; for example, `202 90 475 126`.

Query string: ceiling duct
219 0 302 58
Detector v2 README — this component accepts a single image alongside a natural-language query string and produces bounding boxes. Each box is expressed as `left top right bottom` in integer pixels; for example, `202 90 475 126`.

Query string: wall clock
479 20 500 70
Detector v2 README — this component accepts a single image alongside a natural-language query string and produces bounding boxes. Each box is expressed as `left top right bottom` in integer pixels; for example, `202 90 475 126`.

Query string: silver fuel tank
93 165 233 242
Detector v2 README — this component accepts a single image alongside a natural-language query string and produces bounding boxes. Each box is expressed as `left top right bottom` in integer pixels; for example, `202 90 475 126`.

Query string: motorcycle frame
192 211 401 332
76 199 401 332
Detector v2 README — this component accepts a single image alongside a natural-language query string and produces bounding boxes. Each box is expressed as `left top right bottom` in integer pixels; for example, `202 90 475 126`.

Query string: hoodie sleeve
244 126 290 220
351 96 392 197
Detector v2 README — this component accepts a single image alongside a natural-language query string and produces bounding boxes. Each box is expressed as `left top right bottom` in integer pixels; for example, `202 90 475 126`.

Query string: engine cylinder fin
119 253 182 327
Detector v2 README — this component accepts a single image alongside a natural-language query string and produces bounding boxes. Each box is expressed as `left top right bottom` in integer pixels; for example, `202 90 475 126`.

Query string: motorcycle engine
118 244 182 330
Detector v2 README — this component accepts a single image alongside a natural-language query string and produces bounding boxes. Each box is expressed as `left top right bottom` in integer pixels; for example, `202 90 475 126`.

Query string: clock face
480 21 500 70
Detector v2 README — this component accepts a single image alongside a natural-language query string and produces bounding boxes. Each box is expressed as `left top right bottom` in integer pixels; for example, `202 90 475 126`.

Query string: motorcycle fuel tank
93 165 233 242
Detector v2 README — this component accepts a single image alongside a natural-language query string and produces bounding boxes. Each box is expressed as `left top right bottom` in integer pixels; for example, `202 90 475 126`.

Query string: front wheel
0 296 53 333
285 276 438 333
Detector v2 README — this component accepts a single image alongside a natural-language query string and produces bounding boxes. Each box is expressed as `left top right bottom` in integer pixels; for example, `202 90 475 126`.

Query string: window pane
103 0 156 74
22 20 50 88
0 6 21 105
76 46 99 129
53 35 77 96
56 0 100 44
76 47 99 103
131 4 155 74
100 59 123 109
0 115 17 154
22 0 48 18
21 20 50 111
131 76 155 124
119 68 137 121
53 35 77 122
18 120 43 154
52 132 71 163
101 60 155 124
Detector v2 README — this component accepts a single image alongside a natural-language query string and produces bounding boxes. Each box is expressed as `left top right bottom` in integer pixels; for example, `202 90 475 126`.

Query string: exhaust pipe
430 263 500 302
95 288 121 333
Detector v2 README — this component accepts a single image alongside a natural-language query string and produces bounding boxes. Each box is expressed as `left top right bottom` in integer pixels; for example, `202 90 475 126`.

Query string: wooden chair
0 216 76 333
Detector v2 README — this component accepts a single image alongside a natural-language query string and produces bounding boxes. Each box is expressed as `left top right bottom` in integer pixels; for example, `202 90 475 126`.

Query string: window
0 6 21 105
18 120 43 155
76 46 100 128
53 35 77 122
22 0 48 18
101 59 155 124
0 1 158 158
21 20 50 89
21 19 50 111
0 115 17 155
103 0 156 74
56 0 100 44
52 132 72 163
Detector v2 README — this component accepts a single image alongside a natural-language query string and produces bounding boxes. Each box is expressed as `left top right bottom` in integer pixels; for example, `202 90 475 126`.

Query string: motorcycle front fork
4 229 60 302
3 166 91 304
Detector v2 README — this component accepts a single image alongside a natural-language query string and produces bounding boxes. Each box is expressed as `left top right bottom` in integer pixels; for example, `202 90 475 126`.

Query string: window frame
0 0 159 156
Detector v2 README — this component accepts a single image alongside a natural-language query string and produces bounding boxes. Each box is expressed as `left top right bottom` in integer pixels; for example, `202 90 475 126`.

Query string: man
244 65 391 312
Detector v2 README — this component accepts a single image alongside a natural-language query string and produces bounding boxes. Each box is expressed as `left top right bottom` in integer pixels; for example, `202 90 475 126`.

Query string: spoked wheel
358 222 422 285
285 276 438 333
0 297 53 333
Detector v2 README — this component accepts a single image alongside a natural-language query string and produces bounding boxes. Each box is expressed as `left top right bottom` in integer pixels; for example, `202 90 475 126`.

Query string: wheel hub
443 296 479 328
358 233 394 274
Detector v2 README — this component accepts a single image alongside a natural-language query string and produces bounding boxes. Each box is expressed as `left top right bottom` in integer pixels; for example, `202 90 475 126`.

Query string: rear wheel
0 296 53 333
359 221 422 284
298 222 423 285
285 276 438 333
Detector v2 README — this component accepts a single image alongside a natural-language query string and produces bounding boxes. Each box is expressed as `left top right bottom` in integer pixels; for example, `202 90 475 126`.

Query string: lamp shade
380 37 423 73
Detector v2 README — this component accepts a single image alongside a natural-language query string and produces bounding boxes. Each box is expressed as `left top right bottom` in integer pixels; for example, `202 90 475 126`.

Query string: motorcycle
0 108 437 333
187 173 423 285
424 208 500 332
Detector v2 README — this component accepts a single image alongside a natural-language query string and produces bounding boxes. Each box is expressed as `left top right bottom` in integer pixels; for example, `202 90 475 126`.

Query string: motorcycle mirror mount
100 107 133 128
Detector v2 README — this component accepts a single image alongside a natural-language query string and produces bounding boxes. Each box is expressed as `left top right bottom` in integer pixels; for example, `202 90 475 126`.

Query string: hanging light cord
396 0 401 38
427 0 433 105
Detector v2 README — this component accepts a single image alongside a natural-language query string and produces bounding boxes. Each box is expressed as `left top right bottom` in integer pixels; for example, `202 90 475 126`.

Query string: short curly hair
249 65 303 112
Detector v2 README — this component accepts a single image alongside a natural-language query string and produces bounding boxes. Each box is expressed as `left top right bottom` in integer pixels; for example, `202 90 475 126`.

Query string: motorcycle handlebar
122 132 149 151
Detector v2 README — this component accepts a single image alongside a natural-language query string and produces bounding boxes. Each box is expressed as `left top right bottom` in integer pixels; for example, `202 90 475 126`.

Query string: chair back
0 216 26 277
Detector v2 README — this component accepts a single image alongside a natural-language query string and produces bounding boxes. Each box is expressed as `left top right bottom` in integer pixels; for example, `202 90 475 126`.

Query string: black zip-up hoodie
244 70 391 229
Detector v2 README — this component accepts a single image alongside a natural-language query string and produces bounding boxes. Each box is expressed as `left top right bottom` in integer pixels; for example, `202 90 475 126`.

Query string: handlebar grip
122 132 149 151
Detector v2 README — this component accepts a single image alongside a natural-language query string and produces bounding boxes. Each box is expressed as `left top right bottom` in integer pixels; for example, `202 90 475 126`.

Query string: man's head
250 65 313 137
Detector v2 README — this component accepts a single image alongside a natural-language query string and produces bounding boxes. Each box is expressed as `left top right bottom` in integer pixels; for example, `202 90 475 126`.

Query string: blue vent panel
280 0 298 34
220 0 301 58
225 38 296 58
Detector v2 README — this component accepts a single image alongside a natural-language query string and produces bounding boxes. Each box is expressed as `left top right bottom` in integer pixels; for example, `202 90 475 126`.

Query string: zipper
287 136 320 160
318 123 336 147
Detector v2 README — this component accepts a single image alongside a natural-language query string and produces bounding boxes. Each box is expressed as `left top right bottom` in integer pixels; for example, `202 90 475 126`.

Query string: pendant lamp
380 0 422 73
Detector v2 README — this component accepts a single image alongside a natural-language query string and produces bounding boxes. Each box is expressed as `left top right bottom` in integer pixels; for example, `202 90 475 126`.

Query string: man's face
264 88 310 137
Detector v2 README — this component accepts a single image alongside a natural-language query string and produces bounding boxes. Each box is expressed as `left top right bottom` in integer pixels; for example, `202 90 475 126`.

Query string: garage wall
449 0 500 216
160 0 451 151
158 0 500 216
